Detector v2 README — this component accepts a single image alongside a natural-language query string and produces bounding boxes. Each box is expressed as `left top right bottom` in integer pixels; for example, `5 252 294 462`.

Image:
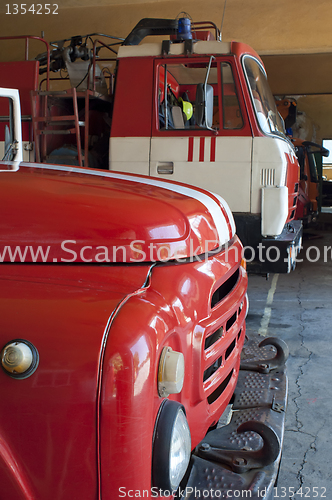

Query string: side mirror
194 83 214 128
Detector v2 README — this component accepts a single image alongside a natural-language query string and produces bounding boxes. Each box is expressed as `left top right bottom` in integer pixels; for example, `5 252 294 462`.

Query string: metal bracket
197 421 280 474
272 395 285 413
162 40 171 56
184 39 194 55
240 337 289 374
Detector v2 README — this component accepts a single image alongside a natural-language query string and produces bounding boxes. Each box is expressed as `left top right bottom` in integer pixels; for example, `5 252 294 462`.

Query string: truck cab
110 18 302 273
293 139 329 224
276 98 329 225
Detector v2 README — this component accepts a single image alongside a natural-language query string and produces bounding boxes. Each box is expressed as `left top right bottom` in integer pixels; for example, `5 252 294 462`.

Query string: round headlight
152 400 191 492
1 339 39 379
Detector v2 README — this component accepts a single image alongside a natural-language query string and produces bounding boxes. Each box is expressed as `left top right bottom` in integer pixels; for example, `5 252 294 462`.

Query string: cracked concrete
246 217 332 498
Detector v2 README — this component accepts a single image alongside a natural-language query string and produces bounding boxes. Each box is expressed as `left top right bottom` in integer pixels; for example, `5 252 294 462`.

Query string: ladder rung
39 130 73 135
33 118 85 127
37 91 71 96
47 120 85 127
33 115 78 123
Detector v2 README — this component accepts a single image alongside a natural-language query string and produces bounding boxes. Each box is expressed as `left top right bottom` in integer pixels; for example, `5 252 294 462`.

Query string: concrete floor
246 215 332 499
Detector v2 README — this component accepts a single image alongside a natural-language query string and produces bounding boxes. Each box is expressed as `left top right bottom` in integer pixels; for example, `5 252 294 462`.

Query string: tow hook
240 337 289 373
197 421 280 474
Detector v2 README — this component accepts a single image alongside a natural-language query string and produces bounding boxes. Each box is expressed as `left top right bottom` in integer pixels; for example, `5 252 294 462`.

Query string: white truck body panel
110 137 150 175
149 136 252 213
117 41 231 59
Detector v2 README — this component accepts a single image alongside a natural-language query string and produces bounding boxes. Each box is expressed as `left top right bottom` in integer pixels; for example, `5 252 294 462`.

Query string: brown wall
262 53 332 143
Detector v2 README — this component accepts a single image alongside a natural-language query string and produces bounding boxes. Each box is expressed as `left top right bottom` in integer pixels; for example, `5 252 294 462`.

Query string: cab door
149 57 253 213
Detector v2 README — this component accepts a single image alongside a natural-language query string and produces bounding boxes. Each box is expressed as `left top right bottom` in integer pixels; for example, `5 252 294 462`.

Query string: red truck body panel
111 57 154 138
293 138 320 221
0 163 234 263
100 244 247 497
0 263 150 499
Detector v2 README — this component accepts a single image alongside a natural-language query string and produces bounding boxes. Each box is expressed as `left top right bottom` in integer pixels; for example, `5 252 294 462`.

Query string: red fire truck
276 98 329 224
0 17 302 273
293 139 329 224
0 87 288 499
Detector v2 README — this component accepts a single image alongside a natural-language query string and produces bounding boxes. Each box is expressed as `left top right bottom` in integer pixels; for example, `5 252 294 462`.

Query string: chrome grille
202 266 246 410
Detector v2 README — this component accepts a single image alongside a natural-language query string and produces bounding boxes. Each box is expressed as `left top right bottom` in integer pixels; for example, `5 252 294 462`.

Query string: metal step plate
177 333 288 500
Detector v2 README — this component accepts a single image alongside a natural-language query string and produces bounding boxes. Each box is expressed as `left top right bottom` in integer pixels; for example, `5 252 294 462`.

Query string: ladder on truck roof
30 88 84 167
29 36 118 167
0 34 117 168
30 85 114 168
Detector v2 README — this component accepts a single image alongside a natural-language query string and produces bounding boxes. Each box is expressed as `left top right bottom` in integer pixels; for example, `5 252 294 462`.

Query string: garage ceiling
262 53 332 95
259 53 332 142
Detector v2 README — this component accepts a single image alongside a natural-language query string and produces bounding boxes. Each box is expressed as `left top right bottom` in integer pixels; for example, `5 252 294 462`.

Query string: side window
221 63 243 129
158 60 219 131
0 96 15 161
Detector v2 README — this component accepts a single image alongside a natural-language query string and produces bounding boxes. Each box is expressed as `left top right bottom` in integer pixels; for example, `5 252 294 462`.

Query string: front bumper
178 334 288 500
248 220 303 274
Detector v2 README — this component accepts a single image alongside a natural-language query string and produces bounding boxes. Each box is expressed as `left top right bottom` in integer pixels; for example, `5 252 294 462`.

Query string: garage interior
1 0 331 496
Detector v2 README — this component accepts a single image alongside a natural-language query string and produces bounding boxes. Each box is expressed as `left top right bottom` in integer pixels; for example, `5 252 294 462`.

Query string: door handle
157 162 174 174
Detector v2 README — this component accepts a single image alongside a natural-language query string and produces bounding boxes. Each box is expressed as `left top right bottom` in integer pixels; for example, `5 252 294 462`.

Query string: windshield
243 56 285 137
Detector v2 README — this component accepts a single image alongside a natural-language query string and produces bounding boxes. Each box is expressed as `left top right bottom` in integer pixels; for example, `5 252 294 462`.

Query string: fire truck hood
0 264 150 497
0 162 235 263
